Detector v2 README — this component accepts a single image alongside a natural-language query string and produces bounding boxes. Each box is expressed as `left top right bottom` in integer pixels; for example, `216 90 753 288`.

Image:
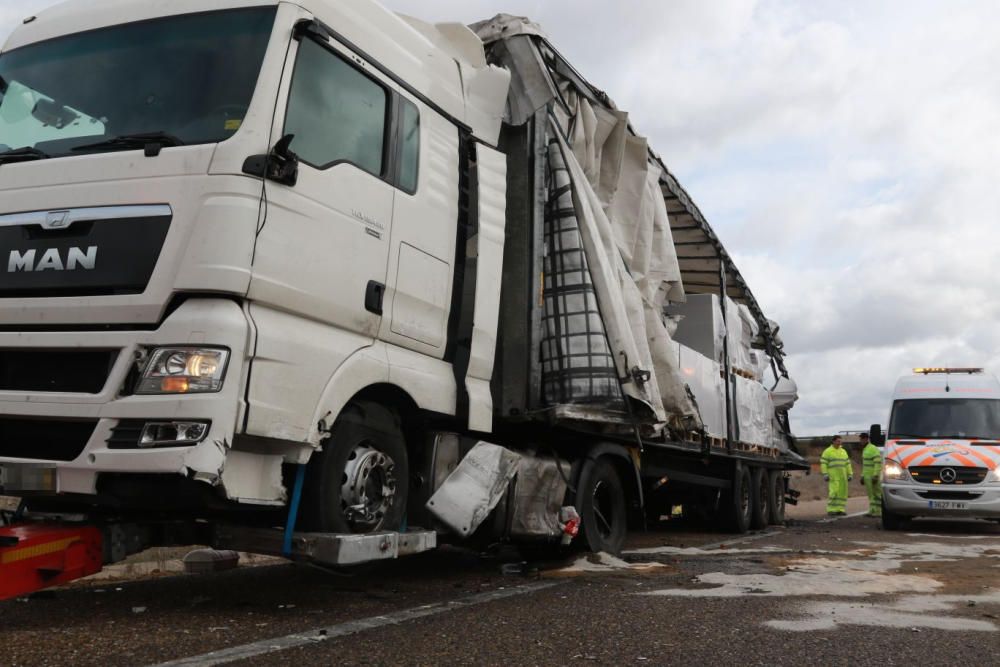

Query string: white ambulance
871 368 1000 529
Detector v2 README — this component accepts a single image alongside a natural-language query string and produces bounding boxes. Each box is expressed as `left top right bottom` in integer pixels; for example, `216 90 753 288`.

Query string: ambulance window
284 38 387 176
398 99 420 192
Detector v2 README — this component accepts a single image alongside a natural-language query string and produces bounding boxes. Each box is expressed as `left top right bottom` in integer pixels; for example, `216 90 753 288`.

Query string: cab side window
284 39 387 176
398 99 420 192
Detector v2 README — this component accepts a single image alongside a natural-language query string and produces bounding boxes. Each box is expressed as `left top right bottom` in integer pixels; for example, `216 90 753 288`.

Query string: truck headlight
986 468 1000 484
883 459 908 481
136 347 229 394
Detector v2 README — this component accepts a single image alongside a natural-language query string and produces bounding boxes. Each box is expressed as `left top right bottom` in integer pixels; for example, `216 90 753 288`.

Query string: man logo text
8 247 98 272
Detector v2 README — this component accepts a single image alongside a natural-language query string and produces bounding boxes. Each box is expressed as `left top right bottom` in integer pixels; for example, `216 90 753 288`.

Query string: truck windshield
889 398 1000 440
0 7 276 158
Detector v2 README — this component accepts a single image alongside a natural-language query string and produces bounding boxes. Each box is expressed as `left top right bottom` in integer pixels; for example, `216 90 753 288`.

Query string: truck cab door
243 28 396 440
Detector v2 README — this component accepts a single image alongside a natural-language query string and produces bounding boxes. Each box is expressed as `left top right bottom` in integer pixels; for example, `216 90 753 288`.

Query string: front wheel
300 401 408 534
577 458 628 555
881 501 906 531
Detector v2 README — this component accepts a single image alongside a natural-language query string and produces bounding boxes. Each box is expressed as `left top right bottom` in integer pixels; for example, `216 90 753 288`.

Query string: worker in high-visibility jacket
859 432 883 517
820 435 853 516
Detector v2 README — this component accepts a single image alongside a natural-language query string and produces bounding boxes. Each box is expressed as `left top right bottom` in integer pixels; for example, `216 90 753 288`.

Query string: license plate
928 500 968 510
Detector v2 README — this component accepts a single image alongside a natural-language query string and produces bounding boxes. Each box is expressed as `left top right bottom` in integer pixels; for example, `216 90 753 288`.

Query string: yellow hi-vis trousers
864 476 883 516
820 445 853 514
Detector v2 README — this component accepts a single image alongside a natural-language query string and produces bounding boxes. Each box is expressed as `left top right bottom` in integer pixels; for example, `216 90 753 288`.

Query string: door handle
365 281 385 315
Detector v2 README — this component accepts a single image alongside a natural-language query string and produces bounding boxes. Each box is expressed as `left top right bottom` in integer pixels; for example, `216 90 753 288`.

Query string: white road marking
816 510 868 523
151 582 560 667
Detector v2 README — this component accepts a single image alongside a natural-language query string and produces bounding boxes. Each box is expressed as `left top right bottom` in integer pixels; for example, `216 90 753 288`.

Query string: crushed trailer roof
484 25 788 373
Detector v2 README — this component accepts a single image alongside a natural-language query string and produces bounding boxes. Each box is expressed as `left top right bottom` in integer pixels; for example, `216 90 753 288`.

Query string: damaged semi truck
0 0 804 591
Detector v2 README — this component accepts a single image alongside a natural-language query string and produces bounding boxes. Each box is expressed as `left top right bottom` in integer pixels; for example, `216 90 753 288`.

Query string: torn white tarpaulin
550 122 696 428
426 442 520 536
734 375 773 446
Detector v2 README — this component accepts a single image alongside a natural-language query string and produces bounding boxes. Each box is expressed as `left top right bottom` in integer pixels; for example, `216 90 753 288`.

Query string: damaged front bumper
0 298 253 503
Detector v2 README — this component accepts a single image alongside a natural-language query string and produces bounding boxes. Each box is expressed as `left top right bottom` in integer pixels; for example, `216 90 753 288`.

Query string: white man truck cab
0 0 511 518
871 368 1000 530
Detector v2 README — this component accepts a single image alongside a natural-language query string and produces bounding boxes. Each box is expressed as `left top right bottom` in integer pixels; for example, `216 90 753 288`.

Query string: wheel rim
739 476 750 518
340 444 397 532
591 480 616 539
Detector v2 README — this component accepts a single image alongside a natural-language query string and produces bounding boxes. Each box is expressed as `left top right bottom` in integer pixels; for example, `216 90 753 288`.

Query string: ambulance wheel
724 465 752 533
767 470 786 525
881 503 905 531
301 401 408 534
749 467 769 530
577 458 628 555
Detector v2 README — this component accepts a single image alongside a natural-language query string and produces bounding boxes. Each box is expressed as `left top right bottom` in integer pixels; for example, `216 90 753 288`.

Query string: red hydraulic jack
0 523 103 601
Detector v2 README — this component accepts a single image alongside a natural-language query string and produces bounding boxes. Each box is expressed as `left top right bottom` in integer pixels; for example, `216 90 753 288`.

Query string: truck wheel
767 470 786 525
749 467 769 530
577 458 627 555
301 401 408 534
723 466 752 533
881 502 905 531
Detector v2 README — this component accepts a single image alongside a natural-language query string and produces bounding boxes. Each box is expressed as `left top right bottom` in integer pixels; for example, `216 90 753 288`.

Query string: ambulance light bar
913 367 983 375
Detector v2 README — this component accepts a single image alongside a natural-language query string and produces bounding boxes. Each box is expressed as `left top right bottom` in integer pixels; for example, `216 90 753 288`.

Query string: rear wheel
749 467 769 530
301 401 408 534
767 470 786 525
723 466 752 533
881 501 905 531
577 458 628 555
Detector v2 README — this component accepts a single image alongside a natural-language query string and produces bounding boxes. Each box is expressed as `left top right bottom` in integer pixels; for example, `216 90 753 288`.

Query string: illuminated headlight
883 459 908 481
136 347 229 394
986 468 1000 484
139 421 209 448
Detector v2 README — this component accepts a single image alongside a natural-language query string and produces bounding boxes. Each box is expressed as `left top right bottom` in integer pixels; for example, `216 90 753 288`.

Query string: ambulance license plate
928 501 968 510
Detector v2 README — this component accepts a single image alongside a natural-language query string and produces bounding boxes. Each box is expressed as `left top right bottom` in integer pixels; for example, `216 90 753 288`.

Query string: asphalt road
3 507 999 666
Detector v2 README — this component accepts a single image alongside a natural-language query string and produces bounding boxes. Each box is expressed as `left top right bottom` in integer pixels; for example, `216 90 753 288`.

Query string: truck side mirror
869 424 885 446
241 133 299 186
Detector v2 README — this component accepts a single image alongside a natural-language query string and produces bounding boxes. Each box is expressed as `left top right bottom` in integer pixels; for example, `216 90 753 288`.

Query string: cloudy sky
3 1 999 436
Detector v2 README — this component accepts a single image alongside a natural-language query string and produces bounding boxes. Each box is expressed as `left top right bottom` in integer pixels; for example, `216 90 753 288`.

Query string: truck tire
577 458 628 555
749 467 769 530
723 465 752 533
767 470 786 525
881 502 905 531
301 401 408 534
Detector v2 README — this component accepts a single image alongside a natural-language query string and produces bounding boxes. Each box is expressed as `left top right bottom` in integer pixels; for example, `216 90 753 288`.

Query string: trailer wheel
723 465 752 533
767 470 786 525
749 467 769 530
301 401 408 534
577 458 627 555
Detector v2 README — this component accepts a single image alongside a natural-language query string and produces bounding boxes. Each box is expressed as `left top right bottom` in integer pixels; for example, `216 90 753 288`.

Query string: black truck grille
909 466 987 485
0 417 97 461
0 349 119 393
917 490 981 501
106 420 145 449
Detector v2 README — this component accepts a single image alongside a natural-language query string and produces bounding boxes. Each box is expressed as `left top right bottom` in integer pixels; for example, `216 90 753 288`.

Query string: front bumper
883 481 1000 518
0 298 249 498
